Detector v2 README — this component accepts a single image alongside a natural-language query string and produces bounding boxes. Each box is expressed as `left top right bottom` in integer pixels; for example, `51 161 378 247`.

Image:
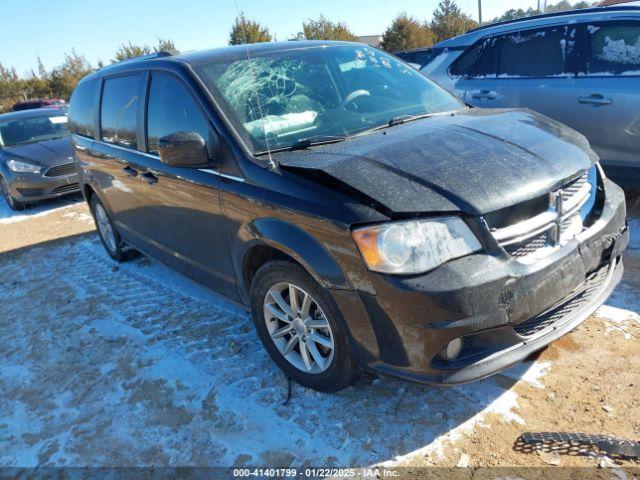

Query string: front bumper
4 171 80 202
333 178 629 385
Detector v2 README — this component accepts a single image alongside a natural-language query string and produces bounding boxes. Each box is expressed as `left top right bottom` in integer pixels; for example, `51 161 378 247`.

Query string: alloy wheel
263 282 335 374
94 203 117 254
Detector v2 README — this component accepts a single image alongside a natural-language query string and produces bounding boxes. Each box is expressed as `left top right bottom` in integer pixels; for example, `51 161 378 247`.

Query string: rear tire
89 195 138 262
1 176 25 211
250 260 359 392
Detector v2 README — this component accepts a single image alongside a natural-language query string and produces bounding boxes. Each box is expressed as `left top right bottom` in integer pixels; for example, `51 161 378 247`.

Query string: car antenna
234 0 278 171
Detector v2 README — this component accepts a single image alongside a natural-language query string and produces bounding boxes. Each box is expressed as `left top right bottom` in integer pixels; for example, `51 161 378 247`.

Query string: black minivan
69 41 628 392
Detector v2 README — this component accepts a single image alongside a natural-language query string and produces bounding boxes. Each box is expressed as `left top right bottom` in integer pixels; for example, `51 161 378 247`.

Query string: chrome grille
44 163 77 177
490 167 596 262
561 171 588 202
504 230 551 258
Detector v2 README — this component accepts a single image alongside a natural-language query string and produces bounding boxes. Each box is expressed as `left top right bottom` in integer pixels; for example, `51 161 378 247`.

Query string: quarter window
146 72 213 155
587 22 640 75
100 75 141 149
450 36 501 78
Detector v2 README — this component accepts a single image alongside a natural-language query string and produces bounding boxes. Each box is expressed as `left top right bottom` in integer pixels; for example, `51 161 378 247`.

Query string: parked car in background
70 42 627 392
401 5 640 185
12 98 67 111
0 108 78 210
12 98 67 112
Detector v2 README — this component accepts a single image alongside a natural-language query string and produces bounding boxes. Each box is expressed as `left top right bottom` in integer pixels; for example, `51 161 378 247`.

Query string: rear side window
497 27 571 77
69 78 98 138
452 26 575 78
146 72 213 155
100 75 141 149
587 22 640 75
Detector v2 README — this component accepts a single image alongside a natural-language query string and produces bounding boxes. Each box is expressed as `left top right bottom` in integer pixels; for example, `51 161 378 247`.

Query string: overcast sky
0 0 541 74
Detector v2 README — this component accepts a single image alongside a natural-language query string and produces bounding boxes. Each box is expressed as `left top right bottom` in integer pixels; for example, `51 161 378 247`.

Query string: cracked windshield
196 45 462 153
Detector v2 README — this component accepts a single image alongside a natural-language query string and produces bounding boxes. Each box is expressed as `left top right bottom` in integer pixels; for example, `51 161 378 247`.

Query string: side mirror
158 131 215 167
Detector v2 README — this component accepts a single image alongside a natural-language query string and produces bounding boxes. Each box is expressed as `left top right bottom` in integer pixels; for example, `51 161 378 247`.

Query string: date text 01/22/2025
232 467 400 478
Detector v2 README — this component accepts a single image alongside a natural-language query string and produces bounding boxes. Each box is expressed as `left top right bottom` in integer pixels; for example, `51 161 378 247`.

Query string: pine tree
229 14 272 45
430 0 478 43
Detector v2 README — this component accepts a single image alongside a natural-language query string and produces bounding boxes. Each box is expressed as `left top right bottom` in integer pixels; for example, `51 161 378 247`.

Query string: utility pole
544 0 548 13
537 0 541 14
478 0 482 24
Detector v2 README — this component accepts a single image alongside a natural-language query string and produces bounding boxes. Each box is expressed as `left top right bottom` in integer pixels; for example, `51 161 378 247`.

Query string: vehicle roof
0 108 66 122
81 40 363 81
434 5 640 48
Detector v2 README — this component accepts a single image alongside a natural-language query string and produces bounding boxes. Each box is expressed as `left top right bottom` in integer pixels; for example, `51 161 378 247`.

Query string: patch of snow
596 305 639 324
62 211 92 222
598 35 640 65
385 360 548 465
2 207 638 468
508 31 546 45
499 361 550 389
0 237 555 467
578 70 640 76
82 240 243 315
0 194 82 224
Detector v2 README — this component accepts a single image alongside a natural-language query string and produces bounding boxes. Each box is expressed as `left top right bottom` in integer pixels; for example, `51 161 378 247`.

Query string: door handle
141 172 158 185
578 94 612 106
471 90 497 100
123 166 138 177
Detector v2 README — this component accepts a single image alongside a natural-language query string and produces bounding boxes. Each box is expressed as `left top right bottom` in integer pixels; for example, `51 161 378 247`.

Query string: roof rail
115 51 177 63
468 4 640 34
93 50 179 75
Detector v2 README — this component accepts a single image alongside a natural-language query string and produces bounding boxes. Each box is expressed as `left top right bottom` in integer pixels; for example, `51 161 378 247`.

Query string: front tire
90 195 137 262
0 176 25 211
250 260 358 392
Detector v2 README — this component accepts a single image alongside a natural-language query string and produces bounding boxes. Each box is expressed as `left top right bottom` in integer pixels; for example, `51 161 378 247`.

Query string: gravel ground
0 191 638 470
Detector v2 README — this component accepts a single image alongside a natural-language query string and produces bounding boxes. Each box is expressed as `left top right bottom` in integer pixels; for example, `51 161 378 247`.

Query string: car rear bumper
4 171 80 202
332 178 629 385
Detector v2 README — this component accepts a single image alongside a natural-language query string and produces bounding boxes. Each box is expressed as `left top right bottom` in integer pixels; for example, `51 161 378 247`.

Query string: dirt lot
0 191 638 474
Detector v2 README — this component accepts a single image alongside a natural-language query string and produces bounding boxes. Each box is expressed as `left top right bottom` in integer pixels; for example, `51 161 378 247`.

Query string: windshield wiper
289 135 347 151
353 112 449 138
255 135 347 156
388 114 429 126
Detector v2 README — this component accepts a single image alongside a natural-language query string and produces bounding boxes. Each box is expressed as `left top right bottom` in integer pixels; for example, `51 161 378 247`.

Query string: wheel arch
237 218 351 302
81 177 116 218
83 183 95 203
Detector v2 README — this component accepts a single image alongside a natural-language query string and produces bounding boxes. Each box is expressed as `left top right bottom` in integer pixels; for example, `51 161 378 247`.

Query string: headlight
352 217 482 274
7 159 42 174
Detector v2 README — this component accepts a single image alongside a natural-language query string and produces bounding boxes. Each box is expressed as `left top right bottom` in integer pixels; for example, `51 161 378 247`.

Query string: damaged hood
276 108 597 215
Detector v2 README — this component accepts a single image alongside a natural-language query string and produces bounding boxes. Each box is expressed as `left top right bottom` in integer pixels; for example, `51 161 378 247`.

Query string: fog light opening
440 338 463 361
